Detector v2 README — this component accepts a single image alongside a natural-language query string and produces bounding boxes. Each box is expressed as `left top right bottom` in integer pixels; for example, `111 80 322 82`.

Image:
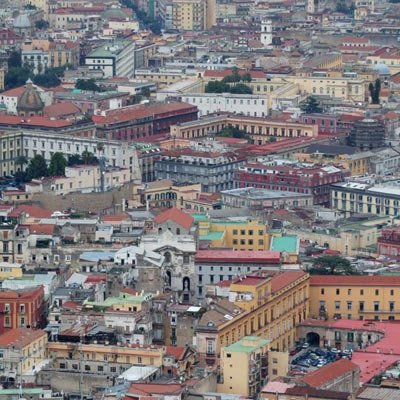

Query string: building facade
196 272 309 366
310 275 400 320
218 336 269 397
155 149 246 192
0 286 45 333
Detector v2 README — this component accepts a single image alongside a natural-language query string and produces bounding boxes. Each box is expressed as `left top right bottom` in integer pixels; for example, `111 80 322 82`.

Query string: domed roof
102 7 127 20
13 14 31 29
17 80 44 113
373 63 390 75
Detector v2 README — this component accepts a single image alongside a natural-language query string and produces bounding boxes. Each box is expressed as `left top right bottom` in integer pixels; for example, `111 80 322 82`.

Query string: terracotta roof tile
303 359 359 388
127 383 184 396
310 275 400 286
154 207 194 230
0 328 46 348
271 271 307 293
9 205 52 219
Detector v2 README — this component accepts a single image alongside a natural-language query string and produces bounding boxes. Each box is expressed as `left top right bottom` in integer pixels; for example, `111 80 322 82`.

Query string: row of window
321 288 396 296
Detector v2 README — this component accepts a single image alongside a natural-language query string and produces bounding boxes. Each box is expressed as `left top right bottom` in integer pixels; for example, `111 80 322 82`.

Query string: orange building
0 286 45 333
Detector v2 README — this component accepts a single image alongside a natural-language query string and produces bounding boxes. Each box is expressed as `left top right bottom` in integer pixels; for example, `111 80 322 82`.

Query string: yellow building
0 262 23 280
0 131 23 177
83 291 153 312
287 218 379 257
47 341 164 368
331 182 400 217
295 151 372 176
198 217 270 251
0 328 47 376
196 271 309 366
172 0 215 31
218 336 269 398
309 275 400 321
132 180 217 211
0 68 4 91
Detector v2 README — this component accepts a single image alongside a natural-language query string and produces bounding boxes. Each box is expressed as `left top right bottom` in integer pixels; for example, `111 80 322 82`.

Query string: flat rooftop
221 187 311 199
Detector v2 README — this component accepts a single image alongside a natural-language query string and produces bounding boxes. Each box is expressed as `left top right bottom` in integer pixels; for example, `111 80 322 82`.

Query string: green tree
300 95 323 114
241 73 252 82
15 155 28 172
48 152 67 176
369 79 381 104
230 83 253 94
67 153 82 166
205 80 229 93
8 51 22 68
5 67 32 89
76 79 102 92
141 87 151 98
35 19 49 30
33 72 61 88
308 255 358 275
26 155 48 181
218 126 248 139
81 150 98 164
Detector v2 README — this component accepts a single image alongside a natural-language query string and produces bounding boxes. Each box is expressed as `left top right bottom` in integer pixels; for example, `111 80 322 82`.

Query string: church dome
17 79 44 115
13 14 31 29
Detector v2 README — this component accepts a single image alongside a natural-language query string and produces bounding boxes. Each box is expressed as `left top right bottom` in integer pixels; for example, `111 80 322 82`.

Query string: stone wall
16 183 134 214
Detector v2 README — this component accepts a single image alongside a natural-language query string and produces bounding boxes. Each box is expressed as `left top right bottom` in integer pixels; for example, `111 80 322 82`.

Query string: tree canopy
26 155 48 181
33 72 61 88
76 79 102 92
49 152 67 176
300 95 323 114
308 255 359 275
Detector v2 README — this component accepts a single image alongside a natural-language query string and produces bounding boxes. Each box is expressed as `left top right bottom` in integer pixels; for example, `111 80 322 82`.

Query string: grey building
349 118 385 150
155 149 246 192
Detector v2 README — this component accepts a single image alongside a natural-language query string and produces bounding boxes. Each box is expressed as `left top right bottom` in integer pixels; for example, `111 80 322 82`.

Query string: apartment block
85 40 135 78
331 182 400 216
310 275 400 320
218 336 269 397
196 272 309 365
0 286 45 333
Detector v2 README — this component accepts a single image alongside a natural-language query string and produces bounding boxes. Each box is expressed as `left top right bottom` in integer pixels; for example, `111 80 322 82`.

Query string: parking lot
290 342 353 375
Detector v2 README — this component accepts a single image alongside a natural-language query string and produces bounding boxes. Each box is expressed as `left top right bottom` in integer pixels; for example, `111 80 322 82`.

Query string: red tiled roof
232 275 268 286
0 328 46 348
127 383 184 396
271 271 307 293
303 359 359 388
62 301 81 309
9 205 53 219
101 213 130 222
85 274 107 284
310 275 400 287
92 102 196 125
0 115 71 128
195 250 281 263
44 102 82 118
28 224 55 235
154 207 194 230
165 345 186 360
0 286 44 300
204 69 265 79
0 86 26 97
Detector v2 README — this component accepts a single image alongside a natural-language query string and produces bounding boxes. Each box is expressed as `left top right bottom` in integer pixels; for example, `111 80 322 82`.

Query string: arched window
164 252 171 263
176 228 181 235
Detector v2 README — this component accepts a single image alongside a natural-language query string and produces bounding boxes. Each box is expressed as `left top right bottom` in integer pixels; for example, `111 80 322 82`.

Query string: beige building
0 328 48 377
218 336 269 398
268 351 289 381
47 341 164 368
0 68 4 91
287 218 379 257
25 165 131 196
172 0 215 31
0 131 23 177
170 114 318 142
331 182 400 217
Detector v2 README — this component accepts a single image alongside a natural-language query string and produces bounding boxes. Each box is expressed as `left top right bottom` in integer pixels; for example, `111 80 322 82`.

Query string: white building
22 131 141 181
260 20 272 47
181 93 269 117
0 84 53 114
85 40 135 78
